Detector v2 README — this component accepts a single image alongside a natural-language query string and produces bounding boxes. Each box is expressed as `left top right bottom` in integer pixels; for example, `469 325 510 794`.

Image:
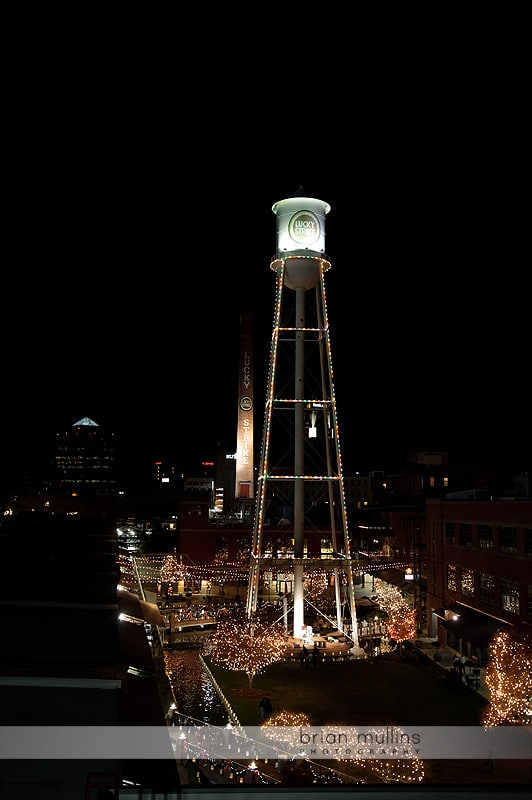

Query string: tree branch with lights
160 551 187 583
482 625 532 726
203 608 286 690
374 578 417 654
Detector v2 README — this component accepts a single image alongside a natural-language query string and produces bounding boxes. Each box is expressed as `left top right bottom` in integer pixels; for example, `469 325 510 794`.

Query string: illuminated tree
374 579 417 653
482 625 532 726
386 609 417 646
261 711 311 749
304 571 328 600
340 725 425 784
262 717 425 784
160 551 187 583
203 609 286 689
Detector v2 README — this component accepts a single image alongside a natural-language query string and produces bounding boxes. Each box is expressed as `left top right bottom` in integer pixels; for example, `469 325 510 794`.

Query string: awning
438 603 508 648
118 618 155 674
139 599 167 628
432 604 458 620
118 589 167 627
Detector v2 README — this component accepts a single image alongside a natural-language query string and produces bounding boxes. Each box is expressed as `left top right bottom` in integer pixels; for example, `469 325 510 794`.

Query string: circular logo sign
240 396 253 412
288 210 320 245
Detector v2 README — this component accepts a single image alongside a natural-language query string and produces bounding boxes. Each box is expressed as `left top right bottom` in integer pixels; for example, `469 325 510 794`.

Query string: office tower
54 416 117 496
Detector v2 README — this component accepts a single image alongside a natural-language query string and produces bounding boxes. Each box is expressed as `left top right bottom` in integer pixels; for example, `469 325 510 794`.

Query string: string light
202 608 286 690
482 625 532 726
160 551 188 583
261 711 311 747
373 579 417 647
335 726 425 783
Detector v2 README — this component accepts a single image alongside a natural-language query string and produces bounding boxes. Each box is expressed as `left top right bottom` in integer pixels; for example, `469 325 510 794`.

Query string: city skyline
3 164 530 488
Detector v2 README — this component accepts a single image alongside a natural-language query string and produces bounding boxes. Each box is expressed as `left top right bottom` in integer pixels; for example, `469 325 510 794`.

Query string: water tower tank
271 196 331 290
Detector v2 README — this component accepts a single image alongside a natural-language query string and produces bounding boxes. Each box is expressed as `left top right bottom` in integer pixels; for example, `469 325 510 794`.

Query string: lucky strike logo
288 210 320 244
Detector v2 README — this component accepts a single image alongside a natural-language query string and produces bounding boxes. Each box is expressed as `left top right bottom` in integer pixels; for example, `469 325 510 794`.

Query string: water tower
245 195 363 655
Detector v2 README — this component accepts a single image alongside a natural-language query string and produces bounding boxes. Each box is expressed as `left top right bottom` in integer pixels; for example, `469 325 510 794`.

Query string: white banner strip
0 726 530 760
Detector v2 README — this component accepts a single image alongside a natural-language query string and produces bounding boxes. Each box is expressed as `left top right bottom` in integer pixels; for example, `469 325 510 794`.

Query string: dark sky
2 69 530 487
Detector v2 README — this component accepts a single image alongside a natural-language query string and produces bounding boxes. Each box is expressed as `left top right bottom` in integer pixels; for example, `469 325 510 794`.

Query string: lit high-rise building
54 416 117 496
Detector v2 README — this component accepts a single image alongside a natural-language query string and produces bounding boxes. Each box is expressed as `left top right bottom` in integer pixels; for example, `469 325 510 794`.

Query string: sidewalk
413 637 488 700
352 578 488 701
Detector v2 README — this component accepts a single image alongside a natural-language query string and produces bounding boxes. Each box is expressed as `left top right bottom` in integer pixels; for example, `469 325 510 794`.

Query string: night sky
2 78 530 488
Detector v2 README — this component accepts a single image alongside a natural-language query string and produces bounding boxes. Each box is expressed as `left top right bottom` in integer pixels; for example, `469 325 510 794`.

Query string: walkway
413 637 487 699
352 575 488 700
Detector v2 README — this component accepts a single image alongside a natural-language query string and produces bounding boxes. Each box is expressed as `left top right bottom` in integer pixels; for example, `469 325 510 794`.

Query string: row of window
444 522 532 555
446 563 527 615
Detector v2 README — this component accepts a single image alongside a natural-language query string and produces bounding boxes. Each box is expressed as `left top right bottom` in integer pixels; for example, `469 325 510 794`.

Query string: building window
236 538 251 560
479 573 496 606
445 522 455 545
501 579 520 614
460 568 475 597
274 537 295 558
214 537 228 562
429 476 435 488
264 539 276 557
478 524 493 550
459 523 472 547
500 526 517 554
525 529 532 558
446 564 457 592
320 539 335 558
